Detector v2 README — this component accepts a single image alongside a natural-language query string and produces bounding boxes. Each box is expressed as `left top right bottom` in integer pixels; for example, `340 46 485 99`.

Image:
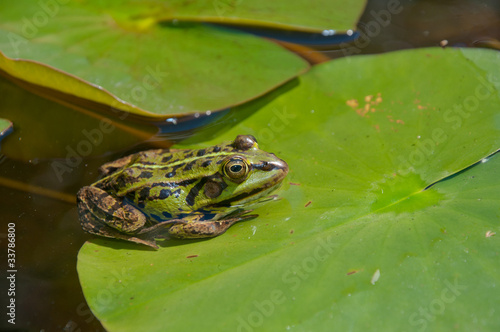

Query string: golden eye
223 157 250 182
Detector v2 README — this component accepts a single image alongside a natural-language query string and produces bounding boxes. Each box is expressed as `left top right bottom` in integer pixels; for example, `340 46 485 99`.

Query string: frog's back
94 143 232 214
92 135 288 222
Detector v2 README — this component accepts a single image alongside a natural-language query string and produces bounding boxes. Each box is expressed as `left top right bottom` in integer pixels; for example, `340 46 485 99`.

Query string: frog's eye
223 157 250 182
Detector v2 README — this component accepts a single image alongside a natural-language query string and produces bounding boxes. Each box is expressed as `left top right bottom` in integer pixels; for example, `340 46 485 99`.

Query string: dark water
1 0 499 330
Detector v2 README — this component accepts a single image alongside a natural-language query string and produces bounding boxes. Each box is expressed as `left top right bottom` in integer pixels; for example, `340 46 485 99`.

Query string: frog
77 135 289 249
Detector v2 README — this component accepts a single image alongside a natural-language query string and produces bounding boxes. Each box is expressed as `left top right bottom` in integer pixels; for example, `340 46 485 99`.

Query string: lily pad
77 47 500 331
0 1 309 117
149 0 366 32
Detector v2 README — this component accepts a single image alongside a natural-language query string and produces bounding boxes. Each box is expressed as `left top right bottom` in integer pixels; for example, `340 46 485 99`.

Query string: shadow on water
87 234 215 251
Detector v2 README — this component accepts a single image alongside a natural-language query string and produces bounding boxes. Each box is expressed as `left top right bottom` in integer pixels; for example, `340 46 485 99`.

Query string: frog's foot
83 221 161 249
135 219 178 238
168 211 257 239
98 222 178 249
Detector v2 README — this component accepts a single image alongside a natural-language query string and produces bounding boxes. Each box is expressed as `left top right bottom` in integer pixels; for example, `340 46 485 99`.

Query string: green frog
77 135 288 249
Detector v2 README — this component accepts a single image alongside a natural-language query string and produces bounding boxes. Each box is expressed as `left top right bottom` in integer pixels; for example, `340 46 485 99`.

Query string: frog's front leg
77 186 167 248
168 213 257 239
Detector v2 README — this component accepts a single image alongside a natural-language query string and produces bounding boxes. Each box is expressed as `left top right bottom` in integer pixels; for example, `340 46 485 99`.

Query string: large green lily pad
78 47 500 331
0 1 312 117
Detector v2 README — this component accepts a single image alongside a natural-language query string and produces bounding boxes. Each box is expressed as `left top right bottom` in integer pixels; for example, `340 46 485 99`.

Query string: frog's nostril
261 161 272 171
257 159 288 173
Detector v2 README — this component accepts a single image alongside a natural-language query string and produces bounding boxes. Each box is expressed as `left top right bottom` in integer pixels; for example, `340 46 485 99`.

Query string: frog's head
200 135 289 210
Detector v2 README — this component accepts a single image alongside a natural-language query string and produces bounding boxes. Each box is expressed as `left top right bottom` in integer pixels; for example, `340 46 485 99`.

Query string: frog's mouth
210 177 284 209
211 172 287 208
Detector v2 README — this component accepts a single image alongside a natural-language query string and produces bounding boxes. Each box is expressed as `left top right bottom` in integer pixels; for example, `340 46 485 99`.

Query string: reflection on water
1 0 499 330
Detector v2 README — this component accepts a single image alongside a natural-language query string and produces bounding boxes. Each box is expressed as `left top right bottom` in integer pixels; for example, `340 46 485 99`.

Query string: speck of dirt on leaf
305 201 312 207
486 230 496 238
186 255 198 259
371 269 381 285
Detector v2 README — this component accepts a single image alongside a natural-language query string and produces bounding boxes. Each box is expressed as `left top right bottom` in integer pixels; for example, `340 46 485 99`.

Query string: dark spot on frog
201 159 212 167
184 152 194 159
135 160 157 166
159 189 171 199
175 213 191 220
165 163 186 178
204 178 227 198
183 161 196 171
113 170 141 188
186 178 208 206
96 191 109 201
103 212 115 222
151 179 196 188
200 212 216 221
196 149 206 157
213 146 221 153
139 171 153 179
138 187 150 203
162 211 172 219
161 155 172 162
150 214 163 222
175 179 197 187
172 189 181 198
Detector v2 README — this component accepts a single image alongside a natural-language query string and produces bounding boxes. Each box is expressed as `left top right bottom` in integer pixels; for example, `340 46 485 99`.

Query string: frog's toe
137 220 178 235
168 217 248 239
126 236 159 250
